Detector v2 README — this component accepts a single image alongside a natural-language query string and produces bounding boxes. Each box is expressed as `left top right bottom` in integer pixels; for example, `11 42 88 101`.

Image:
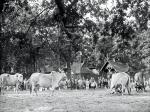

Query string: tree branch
66 0 78 11
55 0 65 15
25 6 51 38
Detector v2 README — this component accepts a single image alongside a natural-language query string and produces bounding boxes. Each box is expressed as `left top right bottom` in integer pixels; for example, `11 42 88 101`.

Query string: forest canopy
0 0 150 78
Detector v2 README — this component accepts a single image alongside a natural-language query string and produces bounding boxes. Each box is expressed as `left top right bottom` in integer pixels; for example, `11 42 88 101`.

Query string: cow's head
15 73 23 82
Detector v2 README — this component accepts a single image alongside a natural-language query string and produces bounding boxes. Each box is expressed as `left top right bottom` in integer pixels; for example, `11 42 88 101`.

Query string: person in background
103 78 108 89
89 78 97 89
98 77 103 88
86 79 90 90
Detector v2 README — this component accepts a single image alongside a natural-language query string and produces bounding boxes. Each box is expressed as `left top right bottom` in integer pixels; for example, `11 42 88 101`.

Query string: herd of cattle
0 70 150 96
0 70 67 95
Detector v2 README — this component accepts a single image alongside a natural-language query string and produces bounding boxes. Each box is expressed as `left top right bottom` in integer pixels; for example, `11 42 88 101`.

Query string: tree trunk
0 10 3 74
66 61 71 79
0 45 2 74
66 60 73 89
33 57 36 72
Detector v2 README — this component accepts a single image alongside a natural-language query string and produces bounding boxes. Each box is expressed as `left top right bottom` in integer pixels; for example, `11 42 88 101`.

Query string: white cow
29 71 67 96
110 72 131 95
134 72 145 92
0 73 23 94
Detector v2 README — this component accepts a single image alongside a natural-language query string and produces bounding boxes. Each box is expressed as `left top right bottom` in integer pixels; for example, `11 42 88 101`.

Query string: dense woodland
0 0 150 79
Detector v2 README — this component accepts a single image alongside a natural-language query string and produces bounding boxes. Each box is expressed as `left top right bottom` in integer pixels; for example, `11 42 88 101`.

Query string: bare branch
25 7 51 38
66 0 78 11
55 0 65 15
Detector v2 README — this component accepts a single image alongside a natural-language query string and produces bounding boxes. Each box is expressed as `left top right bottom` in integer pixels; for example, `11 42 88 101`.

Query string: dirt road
0 89 150 112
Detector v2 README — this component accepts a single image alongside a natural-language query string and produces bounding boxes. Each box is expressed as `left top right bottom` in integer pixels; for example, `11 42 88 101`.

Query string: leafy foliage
0 0 150 78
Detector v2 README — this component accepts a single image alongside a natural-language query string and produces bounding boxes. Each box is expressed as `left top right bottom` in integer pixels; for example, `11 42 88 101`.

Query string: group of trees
0 0 150 78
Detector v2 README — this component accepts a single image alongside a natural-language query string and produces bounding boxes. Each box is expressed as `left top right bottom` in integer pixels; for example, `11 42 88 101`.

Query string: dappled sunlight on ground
0 89 150 112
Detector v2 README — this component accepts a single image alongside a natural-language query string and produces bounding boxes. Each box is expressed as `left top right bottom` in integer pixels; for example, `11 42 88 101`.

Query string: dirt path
0 89 150 112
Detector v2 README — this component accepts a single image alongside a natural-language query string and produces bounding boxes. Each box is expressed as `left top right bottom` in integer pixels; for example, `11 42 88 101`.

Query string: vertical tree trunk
0 10 3 74
0 45 2 74
66 42 73 89
34 57 37 72
33 57 36 72
66 61 71 79
57 32 61 68
66 60 73 89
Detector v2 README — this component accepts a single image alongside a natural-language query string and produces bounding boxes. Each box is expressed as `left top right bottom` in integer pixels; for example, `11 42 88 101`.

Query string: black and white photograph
0 0 150 112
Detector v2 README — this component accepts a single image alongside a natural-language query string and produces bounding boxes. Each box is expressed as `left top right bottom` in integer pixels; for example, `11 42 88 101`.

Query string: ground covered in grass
0 89 150 112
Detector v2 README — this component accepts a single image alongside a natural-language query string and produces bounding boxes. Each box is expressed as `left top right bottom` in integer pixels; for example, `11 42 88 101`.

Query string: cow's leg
143 84 146 92
15 87 18 94
14 87 17 93
121 85 125 96
136 87 139 92
50 87 55 96
127 86 131 95
15 84 19 94
35 88 38 96
29 85 32 94
0 87 4 95
0 86 3 95
14 86 17 93
126 82 131 95
31 84 35 95
33 85 38 96
1 86 5 95
31 85 38 96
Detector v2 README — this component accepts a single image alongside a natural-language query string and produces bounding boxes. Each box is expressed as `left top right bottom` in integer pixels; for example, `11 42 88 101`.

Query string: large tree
1 0 150 78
